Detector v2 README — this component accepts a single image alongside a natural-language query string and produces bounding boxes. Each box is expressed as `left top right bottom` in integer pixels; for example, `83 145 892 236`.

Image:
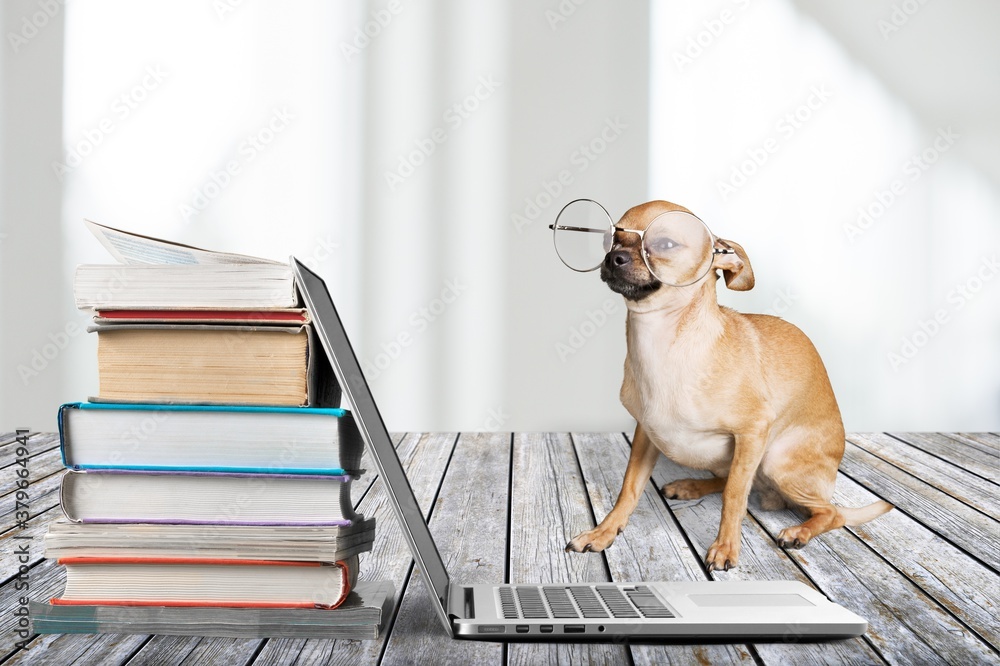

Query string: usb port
564 625 586 633
540 625 553 633
515 625 529 633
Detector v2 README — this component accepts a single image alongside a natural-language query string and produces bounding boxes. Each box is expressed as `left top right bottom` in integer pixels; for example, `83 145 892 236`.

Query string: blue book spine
57 402 356 476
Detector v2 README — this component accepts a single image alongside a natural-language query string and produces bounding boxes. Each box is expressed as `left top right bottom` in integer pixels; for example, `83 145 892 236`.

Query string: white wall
0 0 996 433
648 0 1000 431
0 0 68 433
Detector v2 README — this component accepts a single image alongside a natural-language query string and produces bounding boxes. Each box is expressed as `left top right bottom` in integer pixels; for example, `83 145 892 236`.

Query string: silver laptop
291 258 868 641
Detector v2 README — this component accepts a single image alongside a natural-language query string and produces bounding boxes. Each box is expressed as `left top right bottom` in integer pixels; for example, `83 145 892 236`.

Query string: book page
85 220 280 265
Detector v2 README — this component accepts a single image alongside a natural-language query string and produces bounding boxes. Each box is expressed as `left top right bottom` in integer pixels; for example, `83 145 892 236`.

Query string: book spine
56 403 77 469
68 464 351 476
49 599 321 609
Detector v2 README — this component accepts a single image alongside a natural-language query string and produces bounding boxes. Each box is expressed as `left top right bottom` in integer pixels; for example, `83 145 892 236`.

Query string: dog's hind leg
776 500 844 548
662 476 726 500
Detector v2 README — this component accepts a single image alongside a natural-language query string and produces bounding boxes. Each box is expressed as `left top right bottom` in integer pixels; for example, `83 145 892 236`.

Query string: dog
565 200 892 571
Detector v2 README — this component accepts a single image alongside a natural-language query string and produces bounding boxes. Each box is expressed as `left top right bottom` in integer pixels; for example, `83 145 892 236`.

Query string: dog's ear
713 238 754 291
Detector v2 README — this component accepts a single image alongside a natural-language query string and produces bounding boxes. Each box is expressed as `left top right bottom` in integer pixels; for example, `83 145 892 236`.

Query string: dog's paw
705 539 740 572
565 526 621 554
662 478 714 500
777 525 814 549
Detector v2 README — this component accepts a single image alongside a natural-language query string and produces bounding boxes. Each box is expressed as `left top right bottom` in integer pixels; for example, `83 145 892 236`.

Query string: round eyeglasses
548 198 732 287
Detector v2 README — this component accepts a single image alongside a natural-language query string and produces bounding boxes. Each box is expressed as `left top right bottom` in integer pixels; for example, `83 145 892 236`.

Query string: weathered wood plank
573 432 754 666
888 433 998 484
121 635 264 666
841 442 999 571
651 453 886 665
0 446 65 499
506 432 630 666
381 432 510 666
120 635 203 665
251 432 458 666
0 505 59 582
0 469 63 535
749 492 996 665
167 636 264 665
848 433 999 520
952 432 1000 449
833 469 999 650
9 634 150 666
5 632 150 665
0 432 26 447
0 434 59 469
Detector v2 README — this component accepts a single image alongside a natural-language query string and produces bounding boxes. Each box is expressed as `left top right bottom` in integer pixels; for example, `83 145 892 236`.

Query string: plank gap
837 461 999 577
567 433 614 584
842 515 1000 658
851 435 999 521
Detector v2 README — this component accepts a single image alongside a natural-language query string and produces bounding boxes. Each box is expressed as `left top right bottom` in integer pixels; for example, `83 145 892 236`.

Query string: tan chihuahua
565 200 892 571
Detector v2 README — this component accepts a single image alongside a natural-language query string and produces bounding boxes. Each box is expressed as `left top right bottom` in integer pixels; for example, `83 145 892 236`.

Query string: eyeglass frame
548 198 734 287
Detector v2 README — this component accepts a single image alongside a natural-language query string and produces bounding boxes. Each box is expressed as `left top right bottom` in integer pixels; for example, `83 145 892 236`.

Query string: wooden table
2 431 998 665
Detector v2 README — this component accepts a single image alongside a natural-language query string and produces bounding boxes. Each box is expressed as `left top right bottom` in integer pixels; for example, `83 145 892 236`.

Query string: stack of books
31 223 393 639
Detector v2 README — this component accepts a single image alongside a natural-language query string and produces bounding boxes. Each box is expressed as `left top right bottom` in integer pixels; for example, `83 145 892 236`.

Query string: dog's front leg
705 428 768 571
565 424 660 553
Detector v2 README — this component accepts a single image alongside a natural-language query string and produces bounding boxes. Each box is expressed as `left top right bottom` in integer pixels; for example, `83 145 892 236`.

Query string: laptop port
515 625 529 633
540 625 553 633
564 625 586 633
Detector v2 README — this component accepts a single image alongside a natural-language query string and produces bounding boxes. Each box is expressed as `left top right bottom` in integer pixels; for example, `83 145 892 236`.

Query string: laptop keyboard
498 585 674 620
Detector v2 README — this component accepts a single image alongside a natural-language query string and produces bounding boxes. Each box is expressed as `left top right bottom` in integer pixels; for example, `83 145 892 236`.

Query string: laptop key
543 587 581 619
515 586 550 619
498 587 519 619
595 586 640 618
568 586 609 618
626 589 675 618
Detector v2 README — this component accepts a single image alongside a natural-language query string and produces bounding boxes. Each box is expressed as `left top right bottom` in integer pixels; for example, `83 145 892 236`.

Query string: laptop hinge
447 583 475 620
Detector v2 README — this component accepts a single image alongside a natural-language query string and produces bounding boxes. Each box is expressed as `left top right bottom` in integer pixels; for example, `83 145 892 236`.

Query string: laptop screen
291 258 454 635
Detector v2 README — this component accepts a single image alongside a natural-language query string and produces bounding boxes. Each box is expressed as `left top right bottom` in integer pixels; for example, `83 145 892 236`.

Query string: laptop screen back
292 258 454 635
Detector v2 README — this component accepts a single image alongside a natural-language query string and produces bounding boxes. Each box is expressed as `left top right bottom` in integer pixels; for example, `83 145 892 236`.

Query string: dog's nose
607 249 632 268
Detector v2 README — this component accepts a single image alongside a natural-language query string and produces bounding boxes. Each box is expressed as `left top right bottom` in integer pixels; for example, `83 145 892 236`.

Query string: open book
75 221 299 310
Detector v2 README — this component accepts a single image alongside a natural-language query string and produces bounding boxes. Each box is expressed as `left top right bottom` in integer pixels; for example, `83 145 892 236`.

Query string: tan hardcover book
91 323 338 407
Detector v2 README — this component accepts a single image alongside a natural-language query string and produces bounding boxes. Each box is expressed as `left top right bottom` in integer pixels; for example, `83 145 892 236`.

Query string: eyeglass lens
640 211 714 286
551 199 614 272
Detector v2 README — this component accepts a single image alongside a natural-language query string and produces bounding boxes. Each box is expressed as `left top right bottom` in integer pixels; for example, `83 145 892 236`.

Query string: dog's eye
648 238 680 254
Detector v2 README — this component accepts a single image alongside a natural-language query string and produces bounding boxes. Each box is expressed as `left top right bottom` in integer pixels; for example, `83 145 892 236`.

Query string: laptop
291 258 868 641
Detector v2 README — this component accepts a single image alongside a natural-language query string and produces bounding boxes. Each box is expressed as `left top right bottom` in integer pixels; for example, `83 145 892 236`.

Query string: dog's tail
838 500 894 526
